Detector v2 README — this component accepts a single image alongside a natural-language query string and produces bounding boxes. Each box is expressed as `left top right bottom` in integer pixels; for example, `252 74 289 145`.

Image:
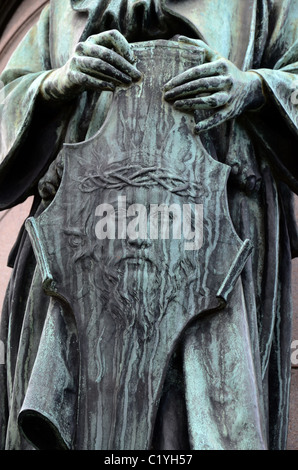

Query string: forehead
99 185 196 205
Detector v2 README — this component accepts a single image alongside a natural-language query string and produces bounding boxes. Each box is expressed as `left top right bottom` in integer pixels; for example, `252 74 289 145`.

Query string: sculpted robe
0 0 298 450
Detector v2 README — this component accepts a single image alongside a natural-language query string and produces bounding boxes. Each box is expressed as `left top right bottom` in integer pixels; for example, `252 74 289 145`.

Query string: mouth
115 254 156 268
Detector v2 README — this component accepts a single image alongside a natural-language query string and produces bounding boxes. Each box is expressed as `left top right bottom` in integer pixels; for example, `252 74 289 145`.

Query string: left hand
164 36 265 133
38 152 64 202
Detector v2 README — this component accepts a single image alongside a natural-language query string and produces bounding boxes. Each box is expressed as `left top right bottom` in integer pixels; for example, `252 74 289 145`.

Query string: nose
127 237 152 248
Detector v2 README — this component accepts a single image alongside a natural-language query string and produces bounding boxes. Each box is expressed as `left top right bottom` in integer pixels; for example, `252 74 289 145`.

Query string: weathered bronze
0 0 298 450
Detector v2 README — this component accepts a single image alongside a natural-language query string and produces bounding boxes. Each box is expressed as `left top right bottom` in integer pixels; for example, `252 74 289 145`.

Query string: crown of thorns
79 164 201 198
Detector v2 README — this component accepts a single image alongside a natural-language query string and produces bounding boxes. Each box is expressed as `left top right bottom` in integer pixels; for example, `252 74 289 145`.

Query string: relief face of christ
92 181 203 337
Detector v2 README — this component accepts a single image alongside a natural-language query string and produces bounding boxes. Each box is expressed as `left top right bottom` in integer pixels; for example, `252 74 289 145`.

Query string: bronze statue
0 0 297 450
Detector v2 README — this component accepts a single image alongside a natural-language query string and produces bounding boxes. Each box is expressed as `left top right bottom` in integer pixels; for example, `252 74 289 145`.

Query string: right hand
40 29 142 101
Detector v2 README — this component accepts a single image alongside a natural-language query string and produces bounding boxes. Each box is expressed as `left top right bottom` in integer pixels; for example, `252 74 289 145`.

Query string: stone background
0 0 297 451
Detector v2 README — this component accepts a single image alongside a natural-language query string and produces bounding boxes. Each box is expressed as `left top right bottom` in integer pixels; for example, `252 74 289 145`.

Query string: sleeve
0 4 72 210
18 298 79 450
245 0 298 194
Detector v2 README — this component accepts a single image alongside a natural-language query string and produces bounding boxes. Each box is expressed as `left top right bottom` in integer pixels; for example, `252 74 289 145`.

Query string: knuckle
67 67 74 80
100 47 111 61
225 74 234 87
75 41 85 54
206 94 224 108
108 29 121 39
220 92 229 103
68 69 80 84
218 59 228 73
70 56 80 70
86 34 97 43
191 66 201 78
208 97 218 108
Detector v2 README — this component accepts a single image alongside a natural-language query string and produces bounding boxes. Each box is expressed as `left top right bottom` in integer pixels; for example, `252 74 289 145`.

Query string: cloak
0 0 298 450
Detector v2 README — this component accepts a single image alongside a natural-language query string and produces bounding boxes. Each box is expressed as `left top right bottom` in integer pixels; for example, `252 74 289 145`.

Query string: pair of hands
41 30 265 134
39 30 265 201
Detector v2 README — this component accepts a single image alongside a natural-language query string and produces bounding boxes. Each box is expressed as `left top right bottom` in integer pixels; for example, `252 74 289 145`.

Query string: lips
115 254 156 268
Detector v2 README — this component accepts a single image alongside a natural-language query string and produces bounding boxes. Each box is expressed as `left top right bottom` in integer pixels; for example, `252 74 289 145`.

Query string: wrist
40 67 79 102
245 71 266 111
40 69 62 101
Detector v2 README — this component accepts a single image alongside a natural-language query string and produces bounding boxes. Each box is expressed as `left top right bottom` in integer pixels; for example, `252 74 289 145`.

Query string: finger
74 56 133 84
69 70 116 91
44 162 60 187
77 42 142 81
194 106 235 133
56 158 64 180
164 76 232 100
174 92 230 111
87 30 136 64
178 36 222 61
164 60 227 91
38 182 57 200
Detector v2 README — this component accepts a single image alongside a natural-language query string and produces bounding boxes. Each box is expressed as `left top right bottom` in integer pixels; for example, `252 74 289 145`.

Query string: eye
69 235 84 248
64 229 85 248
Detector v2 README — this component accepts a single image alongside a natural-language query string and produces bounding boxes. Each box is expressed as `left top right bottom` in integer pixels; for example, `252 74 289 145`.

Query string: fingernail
173 101 184 109
164 91 174 100
130 67 142 79
164 82 172 92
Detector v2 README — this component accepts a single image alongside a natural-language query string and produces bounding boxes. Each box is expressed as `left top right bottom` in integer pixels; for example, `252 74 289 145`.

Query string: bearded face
92 184 201 339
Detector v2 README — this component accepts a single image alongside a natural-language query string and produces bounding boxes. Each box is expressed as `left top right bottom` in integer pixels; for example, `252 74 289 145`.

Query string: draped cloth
0 0 298 449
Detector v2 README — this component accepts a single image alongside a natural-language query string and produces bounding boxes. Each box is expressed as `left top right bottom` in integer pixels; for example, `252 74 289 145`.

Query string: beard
97 255 195 341
99 259 165 341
